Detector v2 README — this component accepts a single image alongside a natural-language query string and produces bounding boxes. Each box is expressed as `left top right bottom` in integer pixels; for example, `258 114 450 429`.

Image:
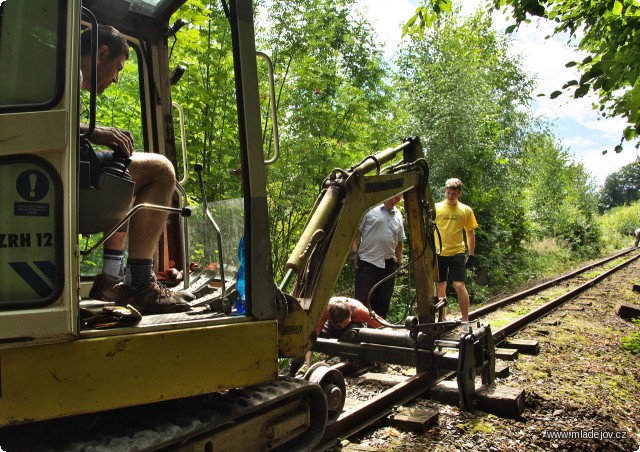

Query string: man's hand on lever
89 126 135 157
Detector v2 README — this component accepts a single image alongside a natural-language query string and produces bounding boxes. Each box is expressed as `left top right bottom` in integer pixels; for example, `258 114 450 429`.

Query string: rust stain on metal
106 340 131 357
0 135 18 144
49 370 61 383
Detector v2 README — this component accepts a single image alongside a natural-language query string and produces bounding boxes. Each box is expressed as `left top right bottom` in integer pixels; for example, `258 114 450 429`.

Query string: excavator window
0 0 64 110
0 0 65 310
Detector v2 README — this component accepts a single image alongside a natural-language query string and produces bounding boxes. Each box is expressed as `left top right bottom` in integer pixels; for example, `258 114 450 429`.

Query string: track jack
312 318 496 411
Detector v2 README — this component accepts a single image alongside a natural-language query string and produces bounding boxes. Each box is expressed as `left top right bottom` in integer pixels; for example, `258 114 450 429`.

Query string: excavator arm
278 137 439 358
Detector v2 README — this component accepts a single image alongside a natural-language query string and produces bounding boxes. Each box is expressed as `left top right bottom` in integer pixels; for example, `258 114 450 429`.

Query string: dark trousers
354 259 397 318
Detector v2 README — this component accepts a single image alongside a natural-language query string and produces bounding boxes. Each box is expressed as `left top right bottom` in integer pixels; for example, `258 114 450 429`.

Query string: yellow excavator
0 0 494 449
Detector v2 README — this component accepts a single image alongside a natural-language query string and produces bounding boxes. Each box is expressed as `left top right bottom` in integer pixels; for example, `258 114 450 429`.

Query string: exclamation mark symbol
29 173 37 198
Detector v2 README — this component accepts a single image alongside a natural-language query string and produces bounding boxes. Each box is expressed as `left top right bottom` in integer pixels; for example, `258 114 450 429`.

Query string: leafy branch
405 0 640 153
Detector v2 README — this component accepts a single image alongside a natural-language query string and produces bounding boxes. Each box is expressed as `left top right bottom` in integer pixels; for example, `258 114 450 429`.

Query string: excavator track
0 378 327 451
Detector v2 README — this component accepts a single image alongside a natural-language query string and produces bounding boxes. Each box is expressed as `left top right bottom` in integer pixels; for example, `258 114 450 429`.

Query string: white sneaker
461 322 470 334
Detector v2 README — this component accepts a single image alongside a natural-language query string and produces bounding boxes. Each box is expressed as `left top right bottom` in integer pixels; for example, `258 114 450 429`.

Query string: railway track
316 248 640 450
5 251 634 451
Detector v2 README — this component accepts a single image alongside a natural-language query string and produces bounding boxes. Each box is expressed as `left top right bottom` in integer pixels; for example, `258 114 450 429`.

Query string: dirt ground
341 257 640 451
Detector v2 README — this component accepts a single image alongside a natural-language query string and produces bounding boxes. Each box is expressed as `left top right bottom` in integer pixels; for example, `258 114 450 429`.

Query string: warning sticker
0 159 59 305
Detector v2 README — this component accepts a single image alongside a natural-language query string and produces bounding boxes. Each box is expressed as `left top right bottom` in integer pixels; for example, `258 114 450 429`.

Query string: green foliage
256 0 401 278
394 10 602 302
334 262 356 299
387 294 412 326
599 158 640 211
79 235 103 275
407 0 640 150
517 237 574 282
394 12 538 289
403 0 453 37
621 318 640 354
521 132 601 256
170 1 241 206
597 199 640 252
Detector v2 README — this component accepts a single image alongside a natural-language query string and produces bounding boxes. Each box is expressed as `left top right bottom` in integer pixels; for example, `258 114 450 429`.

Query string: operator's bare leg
452 281 469 322
437 281 448 321
100 154 174 266
104 233 127 251
112 153 190 314
126 153 174 259
100 153 174 260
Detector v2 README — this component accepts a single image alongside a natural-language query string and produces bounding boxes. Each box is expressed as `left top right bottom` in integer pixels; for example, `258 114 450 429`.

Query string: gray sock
125 259 154 289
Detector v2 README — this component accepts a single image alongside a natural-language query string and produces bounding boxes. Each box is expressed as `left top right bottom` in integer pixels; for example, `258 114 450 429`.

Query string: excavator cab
0 0 331 448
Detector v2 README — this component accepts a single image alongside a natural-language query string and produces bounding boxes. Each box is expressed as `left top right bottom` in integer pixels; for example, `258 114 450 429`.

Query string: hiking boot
89 274 123 301
115 278 191 315
174 288 196 302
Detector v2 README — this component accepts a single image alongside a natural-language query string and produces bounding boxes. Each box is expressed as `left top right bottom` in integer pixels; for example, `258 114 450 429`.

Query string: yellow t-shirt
435 201 478 256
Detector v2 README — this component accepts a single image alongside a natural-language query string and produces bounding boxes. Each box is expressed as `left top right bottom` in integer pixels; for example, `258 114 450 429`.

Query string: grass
597 200 640 253
584 270 603 279
456 418 495 434
621 318 640 354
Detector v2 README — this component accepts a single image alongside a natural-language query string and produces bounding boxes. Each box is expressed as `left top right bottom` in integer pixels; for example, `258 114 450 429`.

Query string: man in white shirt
351 195 405 318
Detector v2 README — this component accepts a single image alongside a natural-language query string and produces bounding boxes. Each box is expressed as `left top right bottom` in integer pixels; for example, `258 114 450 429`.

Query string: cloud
570 145 639 185
354 0 415 59
563 136 596 149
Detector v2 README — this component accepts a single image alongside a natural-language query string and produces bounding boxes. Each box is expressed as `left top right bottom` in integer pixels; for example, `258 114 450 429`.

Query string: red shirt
316 297 383 335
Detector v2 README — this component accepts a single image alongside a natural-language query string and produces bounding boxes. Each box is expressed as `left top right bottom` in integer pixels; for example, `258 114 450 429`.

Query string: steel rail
316 371 449 450
492 251 640 343
316 251 639 450
469 248 635 321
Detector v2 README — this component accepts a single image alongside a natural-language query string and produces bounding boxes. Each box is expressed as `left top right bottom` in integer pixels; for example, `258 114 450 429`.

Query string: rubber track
1 378 314 451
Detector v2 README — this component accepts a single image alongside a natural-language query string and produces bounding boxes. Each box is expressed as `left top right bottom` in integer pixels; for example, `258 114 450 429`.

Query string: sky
355 0 640 187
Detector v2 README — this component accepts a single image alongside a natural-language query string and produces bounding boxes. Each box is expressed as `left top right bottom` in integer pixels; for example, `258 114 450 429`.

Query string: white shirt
357 204 405 268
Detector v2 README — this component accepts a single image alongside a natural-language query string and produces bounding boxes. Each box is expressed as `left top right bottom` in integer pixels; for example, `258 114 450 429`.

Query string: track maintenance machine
0 0 495 449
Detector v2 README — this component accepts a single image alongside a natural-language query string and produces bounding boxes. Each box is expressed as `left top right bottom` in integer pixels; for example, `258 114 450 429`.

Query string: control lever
112 146 130 162
195 163 230 315
103 146 132 181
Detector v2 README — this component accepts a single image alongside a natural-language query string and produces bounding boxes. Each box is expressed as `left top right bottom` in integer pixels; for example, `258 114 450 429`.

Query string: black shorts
95 150 115 166
437 253 466 282
80 139 115 187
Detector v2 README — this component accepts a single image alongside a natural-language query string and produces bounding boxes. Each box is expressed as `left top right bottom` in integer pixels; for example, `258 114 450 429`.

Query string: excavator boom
279 137 439 358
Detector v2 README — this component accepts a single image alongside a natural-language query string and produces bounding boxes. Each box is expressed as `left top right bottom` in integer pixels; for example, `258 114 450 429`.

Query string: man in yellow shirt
434 178 478 326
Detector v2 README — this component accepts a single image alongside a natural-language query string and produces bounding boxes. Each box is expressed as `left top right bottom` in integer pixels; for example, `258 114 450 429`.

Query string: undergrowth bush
621 318 640 354
525 237 575 276
598 200 640 253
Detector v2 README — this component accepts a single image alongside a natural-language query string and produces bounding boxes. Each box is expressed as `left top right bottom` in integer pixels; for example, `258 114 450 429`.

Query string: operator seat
78 152 135 235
